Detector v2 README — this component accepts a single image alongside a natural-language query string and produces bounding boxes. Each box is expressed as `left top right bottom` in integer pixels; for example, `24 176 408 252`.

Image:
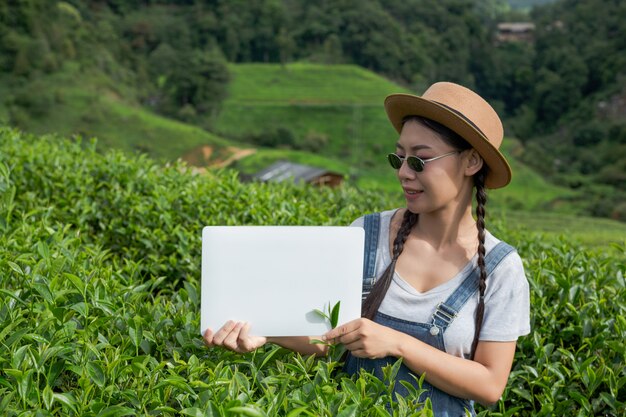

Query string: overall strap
362 212 381 301
429 241 515 335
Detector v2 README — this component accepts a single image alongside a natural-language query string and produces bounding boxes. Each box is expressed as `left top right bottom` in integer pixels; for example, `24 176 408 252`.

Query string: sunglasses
387 151 459 172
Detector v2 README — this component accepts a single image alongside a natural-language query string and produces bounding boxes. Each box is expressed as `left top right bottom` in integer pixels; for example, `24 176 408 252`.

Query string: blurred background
0 0 624 221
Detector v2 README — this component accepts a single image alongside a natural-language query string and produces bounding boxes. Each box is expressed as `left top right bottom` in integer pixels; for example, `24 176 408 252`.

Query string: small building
253 161 344 187
496 22 535 43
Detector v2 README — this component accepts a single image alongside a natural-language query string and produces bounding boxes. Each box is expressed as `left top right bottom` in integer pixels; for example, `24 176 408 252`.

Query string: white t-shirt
351 209 531 359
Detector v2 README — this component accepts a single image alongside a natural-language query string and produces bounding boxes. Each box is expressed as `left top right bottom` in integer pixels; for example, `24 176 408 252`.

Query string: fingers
323 318 364 343
238 322 267 352
331 330 361 346
237 322 256 351
203 321 266 353
203 328 214 346
211 320 238 346
222 321 245 351
322 318 389 359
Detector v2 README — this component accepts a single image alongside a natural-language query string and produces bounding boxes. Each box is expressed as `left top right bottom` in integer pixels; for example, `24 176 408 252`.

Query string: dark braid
362 210 418 320
470 167 488 359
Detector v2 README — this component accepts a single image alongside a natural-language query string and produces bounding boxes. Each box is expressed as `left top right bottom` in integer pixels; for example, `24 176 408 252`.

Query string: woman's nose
397 159 417 181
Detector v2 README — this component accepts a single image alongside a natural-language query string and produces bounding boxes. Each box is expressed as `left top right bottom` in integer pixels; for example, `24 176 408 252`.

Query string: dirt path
183 145 256 173
212 146 256 168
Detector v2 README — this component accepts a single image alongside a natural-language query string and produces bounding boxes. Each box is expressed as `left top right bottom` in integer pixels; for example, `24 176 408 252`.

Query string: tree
165 48 230 122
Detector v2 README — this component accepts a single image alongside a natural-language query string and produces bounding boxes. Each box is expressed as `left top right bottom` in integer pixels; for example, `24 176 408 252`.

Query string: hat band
433 100 488 139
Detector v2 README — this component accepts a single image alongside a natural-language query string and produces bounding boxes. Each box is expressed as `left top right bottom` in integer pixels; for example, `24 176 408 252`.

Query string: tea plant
311 301 347 364
0 128 624 416
314 301 342 330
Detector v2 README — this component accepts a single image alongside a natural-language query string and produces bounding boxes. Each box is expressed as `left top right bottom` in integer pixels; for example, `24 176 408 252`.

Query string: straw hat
384 82 511 189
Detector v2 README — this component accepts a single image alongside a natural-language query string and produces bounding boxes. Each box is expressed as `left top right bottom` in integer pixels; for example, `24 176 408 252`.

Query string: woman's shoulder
484 232 526 283
484 231 518 255
349 208 401 227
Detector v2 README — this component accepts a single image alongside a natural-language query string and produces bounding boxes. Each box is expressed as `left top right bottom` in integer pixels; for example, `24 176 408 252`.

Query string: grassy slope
216 63 406 187
218 63 622 243
493 209 626 247
11 64 231 163
489 138 578 211
217 63 577 210
3 61 594 218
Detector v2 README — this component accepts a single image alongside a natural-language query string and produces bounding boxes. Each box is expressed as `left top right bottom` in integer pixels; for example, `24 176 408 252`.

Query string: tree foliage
0 0 624 219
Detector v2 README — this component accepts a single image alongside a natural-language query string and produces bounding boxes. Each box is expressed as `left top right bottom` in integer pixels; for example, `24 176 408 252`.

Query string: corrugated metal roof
497 22 535 32
254 161 334 183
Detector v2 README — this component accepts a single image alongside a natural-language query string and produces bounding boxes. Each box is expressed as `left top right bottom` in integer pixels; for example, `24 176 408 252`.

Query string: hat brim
385 94 512 189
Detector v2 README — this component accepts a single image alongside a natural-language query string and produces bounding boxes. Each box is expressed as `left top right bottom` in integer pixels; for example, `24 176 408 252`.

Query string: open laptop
201 226 364 336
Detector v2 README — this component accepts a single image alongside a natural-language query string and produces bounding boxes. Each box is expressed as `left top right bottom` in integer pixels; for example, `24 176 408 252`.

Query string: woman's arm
204 321 327 356
324 318 516 406
267 336 328 356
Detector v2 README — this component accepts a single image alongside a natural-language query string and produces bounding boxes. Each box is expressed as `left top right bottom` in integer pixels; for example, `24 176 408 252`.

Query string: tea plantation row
0 128 624 416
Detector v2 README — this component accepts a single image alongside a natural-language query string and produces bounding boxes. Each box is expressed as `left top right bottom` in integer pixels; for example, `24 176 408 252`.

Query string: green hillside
4 60 581 214
6 64 233 163
215 63 410 185
215 63 578 211
223 63 406 104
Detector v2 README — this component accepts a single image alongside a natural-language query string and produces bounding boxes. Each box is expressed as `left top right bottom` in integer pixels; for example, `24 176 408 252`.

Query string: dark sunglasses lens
387 154 402 169
407 156 425 172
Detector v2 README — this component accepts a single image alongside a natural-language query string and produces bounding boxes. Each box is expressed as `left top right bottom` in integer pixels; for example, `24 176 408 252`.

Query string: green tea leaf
156 377 195 396
330 301 341 329
64 273 85 294
37 240 51 260
312 309 328 320
259 345 282 370
227 406 267 417
96 405 136 417
42 385 54 410
52 392 78 414
7 261 23 275
510 387 533 403
336 404 358 417
286 407 316 417
180 408 205 417
87 362 106 388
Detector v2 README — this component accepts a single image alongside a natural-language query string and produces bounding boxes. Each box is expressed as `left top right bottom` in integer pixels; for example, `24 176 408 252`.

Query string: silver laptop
201 226 364 336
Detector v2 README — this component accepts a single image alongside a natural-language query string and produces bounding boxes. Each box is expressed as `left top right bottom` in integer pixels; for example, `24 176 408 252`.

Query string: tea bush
1 128 624 416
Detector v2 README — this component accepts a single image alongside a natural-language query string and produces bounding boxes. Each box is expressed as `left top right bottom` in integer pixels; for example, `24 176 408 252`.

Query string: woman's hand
203 321 267 353
323 318 404 359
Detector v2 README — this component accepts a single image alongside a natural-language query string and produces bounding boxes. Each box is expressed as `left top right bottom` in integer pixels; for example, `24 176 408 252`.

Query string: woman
204 82 530 416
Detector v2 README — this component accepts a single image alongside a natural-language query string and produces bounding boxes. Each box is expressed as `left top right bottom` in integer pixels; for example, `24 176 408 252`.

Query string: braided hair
362 115 489 360
362 209 418 320
470 166 488 359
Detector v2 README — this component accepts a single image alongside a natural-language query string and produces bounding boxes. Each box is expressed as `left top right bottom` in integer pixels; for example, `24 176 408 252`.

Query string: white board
201 226 364 336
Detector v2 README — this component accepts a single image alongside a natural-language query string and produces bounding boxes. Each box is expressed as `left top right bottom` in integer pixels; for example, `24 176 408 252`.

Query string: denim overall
345 212 514 417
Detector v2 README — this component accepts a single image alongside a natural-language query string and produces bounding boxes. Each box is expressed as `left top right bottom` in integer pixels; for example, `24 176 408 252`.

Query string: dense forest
0 0 624 219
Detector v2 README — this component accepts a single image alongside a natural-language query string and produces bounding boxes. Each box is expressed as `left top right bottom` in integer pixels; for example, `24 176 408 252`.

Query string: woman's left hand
323 318 404 359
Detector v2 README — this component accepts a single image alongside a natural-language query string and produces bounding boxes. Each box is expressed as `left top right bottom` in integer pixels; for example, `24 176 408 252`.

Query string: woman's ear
465 149 484 177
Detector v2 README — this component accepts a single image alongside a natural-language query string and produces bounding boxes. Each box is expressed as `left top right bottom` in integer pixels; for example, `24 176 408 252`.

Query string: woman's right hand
203 321 267 353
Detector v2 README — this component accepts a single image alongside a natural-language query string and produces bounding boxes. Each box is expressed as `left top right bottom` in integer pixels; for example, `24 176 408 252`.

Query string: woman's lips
403 188 423 200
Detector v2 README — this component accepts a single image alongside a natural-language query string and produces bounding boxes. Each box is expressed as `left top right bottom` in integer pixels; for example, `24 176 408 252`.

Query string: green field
224 63 406 104
1 129 624 416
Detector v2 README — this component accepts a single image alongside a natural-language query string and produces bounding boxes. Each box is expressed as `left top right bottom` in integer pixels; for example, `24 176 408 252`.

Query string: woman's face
394 119 473 215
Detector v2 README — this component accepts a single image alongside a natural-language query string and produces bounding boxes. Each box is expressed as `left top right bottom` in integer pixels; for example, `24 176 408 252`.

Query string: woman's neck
412 204 478 251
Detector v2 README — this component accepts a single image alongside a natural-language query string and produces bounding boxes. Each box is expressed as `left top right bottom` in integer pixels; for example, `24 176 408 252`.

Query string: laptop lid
201 226 364 336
